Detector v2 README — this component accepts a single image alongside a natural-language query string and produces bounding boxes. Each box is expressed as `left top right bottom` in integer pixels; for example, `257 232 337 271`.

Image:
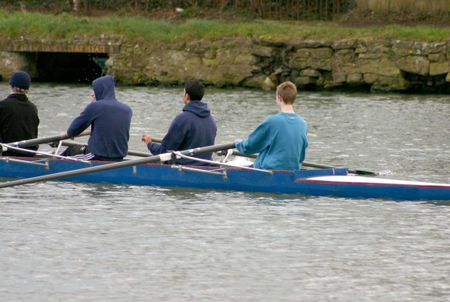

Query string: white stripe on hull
303 175 450 188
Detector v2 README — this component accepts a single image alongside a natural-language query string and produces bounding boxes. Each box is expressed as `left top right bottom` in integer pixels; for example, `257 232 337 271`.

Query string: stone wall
107 38 450 92
0 52 37 81
107 38 257 87
1 37 449 93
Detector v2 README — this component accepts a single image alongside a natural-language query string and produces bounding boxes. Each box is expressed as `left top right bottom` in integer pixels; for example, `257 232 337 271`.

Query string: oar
9 130 91 148
302 162 376 176
217 150 377 176
0 142 236 189
59 140 150 157
59 141 376 176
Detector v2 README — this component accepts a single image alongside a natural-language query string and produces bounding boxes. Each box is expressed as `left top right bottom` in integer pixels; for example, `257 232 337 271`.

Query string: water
1 83 450 301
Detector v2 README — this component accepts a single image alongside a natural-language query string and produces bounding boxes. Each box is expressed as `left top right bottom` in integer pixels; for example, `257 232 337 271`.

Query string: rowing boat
1 156 449 201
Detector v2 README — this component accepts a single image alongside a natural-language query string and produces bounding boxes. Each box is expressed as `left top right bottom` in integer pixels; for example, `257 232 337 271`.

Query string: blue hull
1 158 449 201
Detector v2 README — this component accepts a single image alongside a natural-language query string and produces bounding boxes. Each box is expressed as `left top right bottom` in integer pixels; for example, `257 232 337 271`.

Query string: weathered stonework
395 56 430 75
0 37 449 93
108 38 256 87
430 61 449 76
0 51 37 79
105 37 449 92
0 38 121 54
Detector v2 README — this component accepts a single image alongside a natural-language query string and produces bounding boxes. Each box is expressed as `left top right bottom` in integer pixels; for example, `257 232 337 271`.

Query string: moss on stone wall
104 38 450 93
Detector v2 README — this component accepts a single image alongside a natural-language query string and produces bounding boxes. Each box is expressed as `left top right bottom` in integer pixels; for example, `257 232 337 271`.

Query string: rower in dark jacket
66 75 132 161
142 80 217 166
0 71 39 156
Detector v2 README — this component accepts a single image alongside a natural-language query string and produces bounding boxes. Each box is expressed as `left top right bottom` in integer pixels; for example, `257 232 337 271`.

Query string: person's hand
141 134 152 144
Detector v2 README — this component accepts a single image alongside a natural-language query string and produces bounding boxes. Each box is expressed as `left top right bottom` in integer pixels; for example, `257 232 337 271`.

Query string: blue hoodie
67 76 132 160
236 112 308 170
148 101 217 166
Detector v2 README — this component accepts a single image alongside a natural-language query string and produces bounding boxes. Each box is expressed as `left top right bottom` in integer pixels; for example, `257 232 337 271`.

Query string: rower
0 71 39 157
63 75 133 161
235 81 308 170
141 80 217 166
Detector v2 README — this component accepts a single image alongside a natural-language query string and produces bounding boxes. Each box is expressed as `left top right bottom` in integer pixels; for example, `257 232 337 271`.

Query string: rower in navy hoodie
65 75 132 161
141 80 217 166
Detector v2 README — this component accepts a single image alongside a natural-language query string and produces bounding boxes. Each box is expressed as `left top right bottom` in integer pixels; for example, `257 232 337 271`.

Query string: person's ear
183 90 190 102
276 94 283 104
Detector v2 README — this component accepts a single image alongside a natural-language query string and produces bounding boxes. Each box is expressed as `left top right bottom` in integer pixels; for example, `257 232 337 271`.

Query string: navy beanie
9 71 31 89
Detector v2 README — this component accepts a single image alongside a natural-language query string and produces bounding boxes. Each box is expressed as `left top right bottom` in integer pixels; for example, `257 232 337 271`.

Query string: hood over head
92 75 116 101
183 101 211 118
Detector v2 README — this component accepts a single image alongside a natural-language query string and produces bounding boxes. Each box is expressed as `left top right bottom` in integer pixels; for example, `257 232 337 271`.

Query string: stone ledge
0 39 121 54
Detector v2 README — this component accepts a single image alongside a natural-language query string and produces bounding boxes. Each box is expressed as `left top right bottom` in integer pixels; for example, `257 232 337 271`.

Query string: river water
1 83 449 301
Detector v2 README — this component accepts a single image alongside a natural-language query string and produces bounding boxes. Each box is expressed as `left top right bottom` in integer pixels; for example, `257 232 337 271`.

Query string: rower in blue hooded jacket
142 80 217 166
66 75 133 161
235 81 308 170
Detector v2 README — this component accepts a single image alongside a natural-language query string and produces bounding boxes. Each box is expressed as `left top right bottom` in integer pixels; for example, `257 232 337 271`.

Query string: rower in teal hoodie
236 81 308 170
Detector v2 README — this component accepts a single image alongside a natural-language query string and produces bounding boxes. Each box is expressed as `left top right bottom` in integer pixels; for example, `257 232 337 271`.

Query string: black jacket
0 93 39 156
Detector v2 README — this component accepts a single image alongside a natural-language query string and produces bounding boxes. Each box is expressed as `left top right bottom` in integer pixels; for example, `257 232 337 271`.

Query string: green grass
0 10 449 42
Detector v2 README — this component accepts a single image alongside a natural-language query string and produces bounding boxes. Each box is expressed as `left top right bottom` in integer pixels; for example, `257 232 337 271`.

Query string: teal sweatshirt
236 112 308 170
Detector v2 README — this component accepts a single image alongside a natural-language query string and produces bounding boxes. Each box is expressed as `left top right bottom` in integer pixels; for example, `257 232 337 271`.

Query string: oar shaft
225 150 330 168
302 162 338 169
0 154 163 189
60 140 161 157
223 150 376 176
11 130 91 148
0 142 236 189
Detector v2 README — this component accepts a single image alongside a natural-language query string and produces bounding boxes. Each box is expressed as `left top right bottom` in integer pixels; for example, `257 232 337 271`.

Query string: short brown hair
276 81 297 104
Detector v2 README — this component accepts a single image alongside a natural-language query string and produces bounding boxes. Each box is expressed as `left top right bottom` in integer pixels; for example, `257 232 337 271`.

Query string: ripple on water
0 85 449 301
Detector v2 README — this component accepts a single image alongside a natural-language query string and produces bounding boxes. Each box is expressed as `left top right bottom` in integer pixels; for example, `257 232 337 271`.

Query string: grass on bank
0 10 449 43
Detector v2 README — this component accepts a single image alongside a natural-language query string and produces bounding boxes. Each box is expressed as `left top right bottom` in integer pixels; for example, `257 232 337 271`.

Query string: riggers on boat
0 156 449 201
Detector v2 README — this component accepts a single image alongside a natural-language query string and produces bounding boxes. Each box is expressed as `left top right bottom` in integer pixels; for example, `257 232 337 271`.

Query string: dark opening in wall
35 52 109 83
401 71 450 94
